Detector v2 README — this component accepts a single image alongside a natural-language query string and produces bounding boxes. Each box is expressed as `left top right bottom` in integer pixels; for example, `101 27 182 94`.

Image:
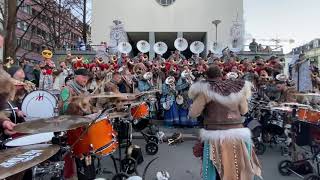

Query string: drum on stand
21 90 58 121
67 118 118 157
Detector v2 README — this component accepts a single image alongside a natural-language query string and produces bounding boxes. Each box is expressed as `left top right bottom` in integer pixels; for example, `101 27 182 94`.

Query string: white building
92 0 244 58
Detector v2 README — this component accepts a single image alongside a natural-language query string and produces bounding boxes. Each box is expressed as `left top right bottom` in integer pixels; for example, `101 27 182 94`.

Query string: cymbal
281 102 311 108
89 93 130 99
139 90 160 95
294 93 320 97
14 115 91 134
0 144 59 179
271 106 293 112
90 93 143 100
108 112 130 119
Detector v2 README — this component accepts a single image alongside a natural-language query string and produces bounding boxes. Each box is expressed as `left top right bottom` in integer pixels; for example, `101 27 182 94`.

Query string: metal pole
215 24 218 44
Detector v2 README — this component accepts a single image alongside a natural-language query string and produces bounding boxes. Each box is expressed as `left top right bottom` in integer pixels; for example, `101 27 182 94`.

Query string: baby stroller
278 120 320 180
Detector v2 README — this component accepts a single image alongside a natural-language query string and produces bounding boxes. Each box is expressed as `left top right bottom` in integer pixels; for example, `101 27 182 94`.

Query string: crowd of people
1 43 320 179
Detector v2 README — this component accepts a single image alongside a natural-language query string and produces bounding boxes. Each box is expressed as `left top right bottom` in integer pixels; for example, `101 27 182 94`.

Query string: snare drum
5 132 54 147
67 118 118 156
130 102 149 119
21 90 57 121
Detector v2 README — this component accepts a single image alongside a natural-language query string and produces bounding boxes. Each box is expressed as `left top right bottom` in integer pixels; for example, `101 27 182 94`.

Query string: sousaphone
154 42 168 56
208 41 223 57
190 41 205 58
137 40 150 53
118 42 132 55
174 38 188 52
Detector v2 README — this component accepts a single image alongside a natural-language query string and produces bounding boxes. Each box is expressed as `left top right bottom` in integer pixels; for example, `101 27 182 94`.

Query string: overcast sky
244 0 320 53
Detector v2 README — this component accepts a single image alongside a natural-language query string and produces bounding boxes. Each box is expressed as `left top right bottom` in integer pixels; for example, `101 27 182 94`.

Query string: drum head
5 133 54 147
21 90 57 121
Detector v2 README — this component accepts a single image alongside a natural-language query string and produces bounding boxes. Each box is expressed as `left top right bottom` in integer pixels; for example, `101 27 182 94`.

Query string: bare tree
0 0 90 62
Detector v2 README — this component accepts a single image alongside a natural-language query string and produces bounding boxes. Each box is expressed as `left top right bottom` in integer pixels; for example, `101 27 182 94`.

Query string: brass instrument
24 80 36 92
142 54 148 61
143 72 154 87
111 55 118 62
181 70 195 84
165 76 175 89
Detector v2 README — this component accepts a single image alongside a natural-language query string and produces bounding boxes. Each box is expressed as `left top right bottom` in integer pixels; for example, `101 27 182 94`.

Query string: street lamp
212 20 221 47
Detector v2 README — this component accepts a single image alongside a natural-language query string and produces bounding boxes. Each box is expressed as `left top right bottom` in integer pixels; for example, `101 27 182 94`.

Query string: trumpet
252 64 257 70
172 67 177 73
312 73 319 79
142 54 148 61
182 70 195 84
111 55 118 62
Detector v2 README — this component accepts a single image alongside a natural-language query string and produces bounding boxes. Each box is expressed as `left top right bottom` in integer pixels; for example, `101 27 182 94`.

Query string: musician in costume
53 60 73 91
60 68 90 114
39 49 56 90
132 63 149 92
0 69 34 180
59 68 91 180
133 63 159 118
161 76 179 126
189 65 261 180
176 67 197 127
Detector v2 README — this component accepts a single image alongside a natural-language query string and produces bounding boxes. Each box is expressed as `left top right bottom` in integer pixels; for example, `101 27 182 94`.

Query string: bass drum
21 90 57 121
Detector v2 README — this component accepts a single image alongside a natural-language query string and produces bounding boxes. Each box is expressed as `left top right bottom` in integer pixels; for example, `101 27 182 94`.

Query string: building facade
292 39 320 67
92 0 244 58
15 0 84 63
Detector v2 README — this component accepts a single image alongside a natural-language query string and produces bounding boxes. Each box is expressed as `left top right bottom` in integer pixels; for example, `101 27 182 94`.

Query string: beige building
92 0 244 58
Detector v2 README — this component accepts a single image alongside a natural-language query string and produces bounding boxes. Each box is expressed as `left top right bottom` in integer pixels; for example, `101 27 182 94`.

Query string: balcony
237 45 285 59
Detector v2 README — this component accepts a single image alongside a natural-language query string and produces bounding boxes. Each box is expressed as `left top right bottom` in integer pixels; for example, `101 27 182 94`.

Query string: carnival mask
42 50 53 59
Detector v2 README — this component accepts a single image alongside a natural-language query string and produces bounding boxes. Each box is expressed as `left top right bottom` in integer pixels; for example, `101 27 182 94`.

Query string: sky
244 0 320 53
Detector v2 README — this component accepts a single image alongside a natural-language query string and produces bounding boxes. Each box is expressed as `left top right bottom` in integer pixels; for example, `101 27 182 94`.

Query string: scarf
206 79 245 96
69 80 87 95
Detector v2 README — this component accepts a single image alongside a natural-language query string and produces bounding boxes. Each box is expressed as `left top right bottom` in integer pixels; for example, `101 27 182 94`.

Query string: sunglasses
43 52 52 56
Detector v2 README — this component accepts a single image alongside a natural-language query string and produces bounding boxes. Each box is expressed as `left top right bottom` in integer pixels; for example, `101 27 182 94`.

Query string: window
17 21 28 31
156 0 176 6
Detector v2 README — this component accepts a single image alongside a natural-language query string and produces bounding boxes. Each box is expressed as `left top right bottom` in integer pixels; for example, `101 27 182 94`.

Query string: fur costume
189 79 261 180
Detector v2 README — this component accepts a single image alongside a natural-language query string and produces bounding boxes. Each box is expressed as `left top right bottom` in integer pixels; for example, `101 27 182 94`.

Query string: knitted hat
7 65 22 77
74 68 90 76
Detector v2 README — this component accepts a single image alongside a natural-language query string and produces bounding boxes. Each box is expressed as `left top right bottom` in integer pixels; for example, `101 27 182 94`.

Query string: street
97 129 302 180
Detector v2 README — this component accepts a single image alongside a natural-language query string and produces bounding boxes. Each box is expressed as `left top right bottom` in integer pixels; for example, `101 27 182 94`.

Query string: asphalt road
96 139 302 180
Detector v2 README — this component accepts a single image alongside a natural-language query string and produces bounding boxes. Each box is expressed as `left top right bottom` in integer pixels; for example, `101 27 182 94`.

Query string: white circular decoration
156 0 176 6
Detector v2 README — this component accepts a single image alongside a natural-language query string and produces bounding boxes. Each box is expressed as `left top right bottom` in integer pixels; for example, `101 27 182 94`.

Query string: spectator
249 39 258 52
